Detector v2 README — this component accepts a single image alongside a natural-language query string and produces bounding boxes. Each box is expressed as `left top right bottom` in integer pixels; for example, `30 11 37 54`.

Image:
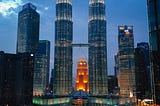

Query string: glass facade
33 40 50 96
135 42 151 99
17 3 40 53
38 40 50 86
147 0 160 104
53 0 73 95
118 26 136 97
147 0 160 51
33 55 48 96
88 0 108 96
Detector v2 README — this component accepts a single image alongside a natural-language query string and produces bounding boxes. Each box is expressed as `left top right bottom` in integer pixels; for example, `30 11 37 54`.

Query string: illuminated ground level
33 91 136 106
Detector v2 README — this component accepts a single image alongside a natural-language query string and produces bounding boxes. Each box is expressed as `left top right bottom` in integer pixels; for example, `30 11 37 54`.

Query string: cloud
44 7 49 10
0 0 23 17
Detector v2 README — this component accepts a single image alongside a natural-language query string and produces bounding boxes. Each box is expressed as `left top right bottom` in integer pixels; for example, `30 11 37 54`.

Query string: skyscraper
118 26 136 97
147 0 160 104
38 40 50 85
17 3 40 53
33 40 50 96
53 0 73 95
88 0 108 95
135 42 151 99
76 58 89 92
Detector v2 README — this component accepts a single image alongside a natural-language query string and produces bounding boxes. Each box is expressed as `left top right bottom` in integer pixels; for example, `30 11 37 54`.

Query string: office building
135 42 151 99
118 26 136 97
88 0 108 96
33 40 50 96
0 51 34 105
38 40 50 85
76 58 89 92
53 0 73 95
147 0 160 104
17 3 40 53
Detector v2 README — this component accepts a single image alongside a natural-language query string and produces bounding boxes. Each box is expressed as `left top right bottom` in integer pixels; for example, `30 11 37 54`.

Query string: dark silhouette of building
118 26 136 97
135 42 151 99
33 40 50 96
17 3 40 53
0 51 34 105
53 0 73 95
108 75 118 94
88 0 108 96
147 0 160 104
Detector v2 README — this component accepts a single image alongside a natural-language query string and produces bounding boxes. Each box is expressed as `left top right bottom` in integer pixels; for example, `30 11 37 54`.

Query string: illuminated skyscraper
76 58 89 92
147 0 160 104
118 26 136 97
53 0 73 95
88 0 108 96
17 3 40 53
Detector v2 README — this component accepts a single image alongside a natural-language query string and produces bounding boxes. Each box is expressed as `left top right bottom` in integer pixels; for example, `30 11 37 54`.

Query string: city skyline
0 0 149 75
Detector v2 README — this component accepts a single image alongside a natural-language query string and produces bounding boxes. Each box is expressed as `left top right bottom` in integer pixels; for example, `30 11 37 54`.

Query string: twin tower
53 0 108 96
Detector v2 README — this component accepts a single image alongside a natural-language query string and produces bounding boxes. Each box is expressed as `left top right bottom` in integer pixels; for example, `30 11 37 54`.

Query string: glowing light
129 92 133 98
119 26 124 30
30 54 34 57
57 0 71 4
125 31 130 35
89 0 104 4
89 15 106 21
0 0 23 17
76 58 89 92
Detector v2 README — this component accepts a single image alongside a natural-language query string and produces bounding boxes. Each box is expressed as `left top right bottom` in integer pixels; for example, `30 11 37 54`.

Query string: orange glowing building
76 58 89 92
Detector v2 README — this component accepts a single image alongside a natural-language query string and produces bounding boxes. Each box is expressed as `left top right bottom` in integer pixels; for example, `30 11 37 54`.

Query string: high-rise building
135 42 151 99
147 0 160 104
33 40 50 96
76 58 89 92
38 40 50 85
17 3 40 53
88 0 108 96
53 0 73 95
118 26 136 97
0 51 34 105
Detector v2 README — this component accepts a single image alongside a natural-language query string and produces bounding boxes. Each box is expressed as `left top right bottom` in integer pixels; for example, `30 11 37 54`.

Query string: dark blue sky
0 0 148 75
